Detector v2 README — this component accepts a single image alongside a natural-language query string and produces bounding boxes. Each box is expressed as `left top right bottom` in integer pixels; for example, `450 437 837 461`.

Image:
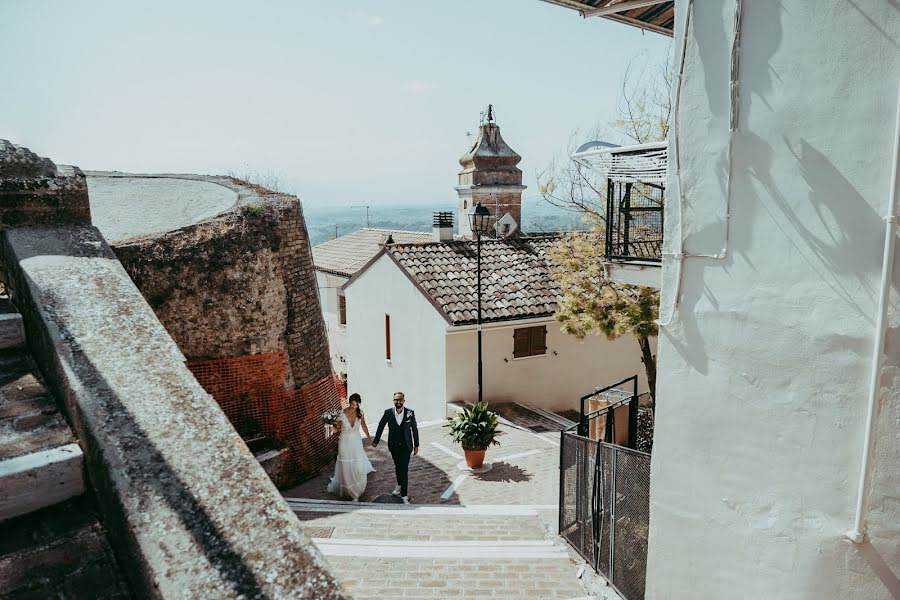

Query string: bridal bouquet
321 409 343 439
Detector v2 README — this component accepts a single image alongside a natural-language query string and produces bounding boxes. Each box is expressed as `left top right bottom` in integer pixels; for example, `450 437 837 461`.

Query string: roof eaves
314 265 353 278
450 310 557 327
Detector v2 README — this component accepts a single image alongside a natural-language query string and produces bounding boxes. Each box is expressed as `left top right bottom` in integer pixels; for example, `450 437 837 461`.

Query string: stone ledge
3 225 348 599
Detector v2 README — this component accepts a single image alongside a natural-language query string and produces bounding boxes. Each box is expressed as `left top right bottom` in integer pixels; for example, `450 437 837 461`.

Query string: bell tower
455 106 526 238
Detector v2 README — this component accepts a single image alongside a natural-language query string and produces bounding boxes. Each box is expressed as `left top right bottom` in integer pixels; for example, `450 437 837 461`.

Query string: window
513 325 546 358
385 314 391 360
338 293 347 325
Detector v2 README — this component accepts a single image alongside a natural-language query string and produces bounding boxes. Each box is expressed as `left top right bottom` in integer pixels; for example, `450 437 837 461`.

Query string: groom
372 391 419 504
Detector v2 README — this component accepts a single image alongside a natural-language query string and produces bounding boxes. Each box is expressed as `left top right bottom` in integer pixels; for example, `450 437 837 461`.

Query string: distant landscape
302 198 588 247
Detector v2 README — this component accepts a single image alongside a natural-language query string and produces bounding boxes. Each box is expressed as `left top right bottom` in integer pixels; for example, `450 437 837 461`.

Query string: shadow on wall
855 541 900 599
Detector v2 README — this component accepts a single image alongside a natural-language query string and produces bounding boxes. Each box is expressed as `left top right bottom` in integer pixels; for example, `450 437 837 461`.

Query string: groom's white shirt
394 408 404 426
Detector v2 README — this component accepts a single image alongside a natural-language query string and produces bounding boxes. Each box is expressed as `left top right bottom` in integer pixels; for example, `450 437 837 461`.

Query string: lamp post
467 202 491 404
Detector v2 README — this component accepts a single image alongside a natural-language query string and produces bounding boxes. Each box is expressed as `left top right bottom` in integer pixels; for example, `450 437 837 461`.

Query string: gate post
609 447 617 582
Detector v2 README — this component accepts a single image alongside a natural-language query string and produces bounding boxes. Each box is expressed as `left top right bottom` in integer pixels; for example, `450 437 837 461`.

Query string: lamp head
467 202 491 237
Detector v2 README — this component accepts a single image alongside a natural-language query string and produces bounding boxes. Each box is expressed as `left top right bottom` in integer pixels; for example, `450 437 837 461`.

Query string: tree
540 53 669 407
549 222 659 406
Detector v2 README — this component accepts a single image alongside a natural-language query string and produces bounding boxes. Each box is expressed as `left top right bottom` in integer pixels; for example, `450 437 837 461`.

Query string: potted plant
444 401 503 469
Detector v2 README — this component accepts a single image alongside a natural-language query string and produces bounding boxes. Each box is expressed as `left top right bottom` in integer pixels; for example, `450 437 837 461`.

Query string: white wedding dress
327 411 375 500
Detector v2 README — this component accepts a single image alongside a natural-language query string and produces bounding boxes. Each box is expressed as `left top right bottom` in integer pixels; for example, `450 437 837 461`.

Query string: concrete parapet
0 140 91 228
2 225 347 598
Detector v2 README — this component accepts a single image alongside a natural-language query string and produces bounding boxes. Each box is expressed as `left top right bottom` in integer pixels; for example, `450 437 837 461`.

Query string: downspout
847 80 900 544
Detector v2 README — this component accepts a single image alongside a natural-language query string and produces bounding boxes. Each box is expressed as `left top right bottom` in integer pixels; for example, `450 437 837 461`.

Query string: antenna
350 205 370 227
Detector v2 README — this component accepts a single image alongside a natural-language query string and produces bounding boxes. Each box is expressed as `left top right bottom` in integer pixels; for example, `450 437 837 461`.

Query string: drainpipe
847 80 900 544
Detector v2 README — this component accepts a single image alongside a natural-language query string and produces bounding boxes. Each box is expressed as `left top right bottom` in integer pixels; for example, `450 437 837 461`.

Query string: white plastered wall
445 319 652 411
646 2 900 599
316 271 349 375
343 255 449 421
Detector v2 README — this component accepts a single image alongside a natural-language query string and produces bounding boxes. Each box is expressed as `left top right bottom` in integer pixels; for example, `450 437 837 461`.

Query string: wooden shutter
532 326 547 356
385 314 391 360
339 294 347 325
513 328 530 358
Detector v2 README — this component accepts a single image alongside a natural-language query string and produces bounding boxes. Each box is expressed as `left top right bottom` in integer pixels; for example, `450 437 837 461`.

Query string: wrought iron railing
605 179 664 262
559 430 651 600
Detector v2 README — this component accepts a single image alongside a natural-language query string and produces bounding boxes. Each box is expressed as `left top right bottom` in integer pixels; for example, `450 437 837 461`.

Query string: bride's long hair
348 393 362 419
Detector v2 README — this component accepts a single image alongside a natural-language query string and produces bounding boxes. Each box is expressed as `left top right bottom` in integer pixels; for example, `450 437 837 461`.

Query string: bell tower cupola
455 106 526 238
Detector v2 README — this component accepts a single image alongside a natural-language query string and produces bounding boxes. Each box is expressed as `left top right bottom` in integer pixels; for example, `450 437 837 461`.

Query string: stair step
285 497 549 515
313 538 569 559
0 313 24 350
0 496 128 598
0 349 83 522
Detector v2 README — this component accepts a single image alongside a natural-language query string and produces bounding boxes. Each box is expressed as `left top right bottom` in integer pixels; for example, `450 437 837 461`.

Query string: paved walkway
283 403 620 600
283 404 563 506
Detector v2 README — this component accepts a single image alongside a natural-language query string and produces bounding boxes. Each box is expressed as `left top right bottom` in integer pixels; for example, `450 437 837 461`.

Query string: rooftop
313 228 435 277
540 0 674 36
354 235 564 326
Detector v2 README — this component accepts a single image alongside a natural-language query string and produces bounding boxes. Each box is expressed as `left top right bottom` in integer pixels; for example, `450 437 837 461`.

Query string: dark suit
374 407 419 497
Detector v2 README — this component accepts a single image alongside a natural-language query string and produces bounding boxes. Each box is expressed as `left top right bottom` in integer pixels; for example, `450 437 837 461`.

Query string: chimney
432 212 453 242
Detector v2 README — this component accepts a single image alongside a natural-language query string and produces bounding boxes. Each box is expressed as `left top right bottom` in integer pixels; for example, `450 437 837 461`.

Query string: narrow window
338 293 347 325
385 314 391 360
513 325 547 358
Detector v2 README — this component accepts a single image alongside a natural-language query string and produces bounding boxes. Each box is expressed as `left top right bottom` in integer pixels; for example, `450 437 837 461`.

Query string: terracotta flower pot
464 449 486 469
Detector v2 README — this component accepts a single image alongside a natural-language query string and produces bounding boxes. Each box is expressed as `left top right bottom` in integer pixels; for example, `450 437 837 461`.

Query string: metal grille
559 430 651 600
606 179 664 262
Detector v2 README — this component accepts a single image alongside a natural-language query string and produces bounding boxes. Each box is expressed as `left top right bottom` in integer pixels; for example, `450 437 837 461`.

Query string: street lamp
467 202 491 404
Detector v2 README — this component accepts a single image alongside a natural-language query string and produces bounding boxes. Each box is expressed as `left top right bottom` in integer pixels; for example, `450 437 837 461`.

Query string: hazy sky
1 1 669 206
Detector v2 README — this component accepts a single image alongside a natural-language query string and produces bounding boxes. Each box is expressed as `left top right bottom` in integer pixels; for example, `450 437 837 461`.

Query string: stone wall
0 140 91 229
111 180 340 486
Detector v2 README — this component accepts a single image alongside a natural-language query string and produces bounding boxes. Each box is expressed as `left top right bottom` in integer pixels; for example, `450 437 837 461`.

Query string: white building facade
645 2 900 599
313 228 433 380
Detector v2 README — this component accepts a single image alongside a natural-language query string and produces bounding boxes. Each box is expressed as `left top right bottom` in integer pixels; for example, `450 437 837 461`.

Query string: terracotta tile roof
387 235 562 325
312 228 434 277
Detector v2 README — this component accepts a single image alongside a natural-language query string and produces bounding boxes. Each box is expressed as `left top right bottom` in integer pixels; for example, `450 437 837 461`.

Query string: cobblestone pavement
283 404 564 506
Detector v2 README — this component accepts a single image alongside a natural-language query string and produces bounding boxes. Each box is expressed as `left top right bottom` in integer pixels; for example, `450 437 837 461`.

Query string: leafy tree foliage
549 221 659 405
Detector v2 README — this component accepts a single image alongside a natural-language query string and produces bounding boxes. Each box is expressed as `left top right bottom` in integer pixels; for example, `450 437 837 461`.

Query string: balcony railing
605 179 663 262
572 141 666 264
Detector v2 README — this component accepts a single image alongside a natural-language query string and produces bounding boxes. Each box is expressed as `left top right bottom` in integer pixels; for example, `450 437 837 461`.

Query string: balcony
572 141 666 288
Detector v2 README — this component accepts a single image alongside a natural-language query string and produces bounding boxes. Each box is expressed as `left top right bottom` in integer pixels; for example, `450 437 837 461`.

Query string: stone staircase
0 299 128 597
287 497 599 600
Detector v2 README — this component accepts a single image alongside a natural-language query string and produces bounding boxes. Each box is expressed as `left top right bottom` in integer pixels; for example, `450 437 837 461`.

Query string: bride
327 393 375 501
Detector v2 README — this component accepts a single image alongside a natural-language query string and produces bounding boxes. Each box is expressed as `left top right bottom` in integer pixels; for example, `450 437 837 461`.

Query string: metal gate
559 430 651 600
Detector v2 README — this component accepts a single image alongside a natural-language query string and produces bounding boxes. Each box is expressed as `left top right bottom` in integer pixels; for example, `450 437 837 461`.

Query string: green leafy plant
444 402 503 451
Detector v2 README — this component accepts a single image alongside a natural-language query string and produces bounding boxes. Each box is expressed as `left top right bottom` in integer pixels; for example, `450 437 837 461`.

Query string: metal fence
605 179 664 262
559 430 651 600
